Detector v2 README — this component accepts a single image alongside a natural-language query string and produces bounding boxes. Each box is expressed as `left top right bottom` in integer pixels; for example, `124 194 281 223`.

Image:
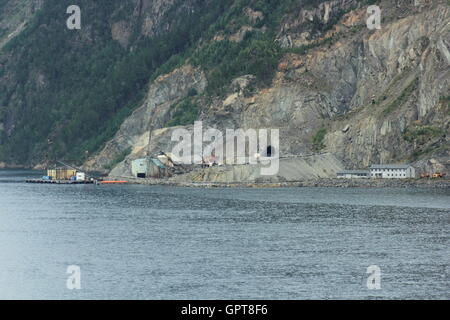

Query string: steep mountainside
1 0 449 179
0 0 234 165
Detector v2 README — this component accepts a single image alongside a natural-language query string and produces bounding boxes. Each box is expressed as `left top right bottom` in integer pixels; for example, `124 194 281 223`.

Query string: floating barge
25 161 129 185
26 179 95 184
26 161 97 185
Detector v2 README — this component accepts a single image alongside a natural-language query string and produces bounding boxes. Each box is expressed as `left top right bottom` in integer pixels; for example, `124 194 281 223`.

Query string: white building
370 164 416 179
337 170 370 179
76 172 86 181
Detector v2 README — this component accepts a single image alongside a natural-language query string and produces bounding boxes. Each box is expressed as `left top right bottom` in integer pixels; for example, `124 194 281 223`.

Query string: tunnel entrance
266 145 275 157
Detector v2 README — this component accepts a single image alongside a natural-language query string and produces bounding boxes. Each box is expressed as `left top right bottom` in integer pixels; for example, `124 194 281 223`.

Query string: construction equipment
432 172 446 179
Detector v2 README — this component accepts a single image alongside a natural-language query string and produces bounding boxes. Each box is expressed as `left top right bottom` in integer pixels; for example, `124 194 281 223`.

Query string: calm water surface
0 170 448 299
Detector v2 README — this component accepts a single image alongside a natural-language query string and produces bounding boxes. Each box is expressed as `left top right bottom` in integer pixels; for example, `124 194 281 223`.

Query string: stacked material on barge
26 179 95 184
26 161 96 184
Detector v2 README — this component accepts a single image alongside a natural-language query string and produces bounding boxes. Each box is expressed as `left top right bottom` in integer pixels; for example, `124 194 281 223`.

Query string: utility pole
146 106 159 158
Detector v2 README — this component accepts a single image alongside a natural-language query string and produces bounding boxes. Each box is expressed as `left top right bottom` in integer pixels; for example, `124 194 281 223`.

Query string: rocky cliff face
236 0 450 173
110 0 204 48
86 0 449 180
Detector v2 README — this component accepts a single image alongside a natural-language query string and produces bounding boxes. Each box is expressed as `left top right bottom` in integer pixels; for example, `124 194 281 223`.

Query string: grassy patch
104 147 132 170
383 78 419 115
191 34 281 96
312 128 327 151
403 125 443 145
411 144 443 161
439 95 450 114
166 99 199 127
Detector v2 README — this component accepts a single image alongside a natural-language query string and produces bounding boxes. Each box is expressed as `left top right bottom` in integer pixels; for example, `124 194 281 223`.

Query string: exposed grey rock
88 0 450 181
83 65 207 173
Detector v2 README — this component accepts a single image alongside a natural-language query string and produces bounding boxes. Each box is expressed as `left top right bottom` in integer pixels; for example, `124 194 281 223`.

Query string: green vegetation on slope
403 125 444 145
191 34 281 96
166 98 200 128
439 96 450 114
312 128 327 151
104 147 132 170
0 0 357 165
0 0 234 165
383 78 419 115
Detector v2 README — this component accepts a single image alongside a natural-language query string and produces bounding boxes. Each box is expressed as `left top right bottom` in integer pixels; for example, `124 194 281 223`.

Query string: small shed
131 158 148 178
131 158 168 179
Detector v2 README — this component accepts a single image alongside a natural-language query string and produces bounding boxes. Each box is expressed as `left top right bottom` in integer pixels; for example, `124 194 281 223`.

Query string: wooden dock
26 179 95 185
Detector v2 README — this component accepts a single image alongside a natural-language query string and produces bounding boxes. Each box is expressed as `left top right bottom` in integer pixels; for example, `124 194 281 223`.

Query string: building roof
151 158 166 169
370 164 412 169
337 170 370 175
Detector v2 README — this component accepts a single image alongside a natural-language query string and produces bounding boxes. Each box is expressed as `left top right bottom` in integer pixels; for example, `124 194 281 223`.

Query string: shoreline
112 177 450 189
2 168 448 189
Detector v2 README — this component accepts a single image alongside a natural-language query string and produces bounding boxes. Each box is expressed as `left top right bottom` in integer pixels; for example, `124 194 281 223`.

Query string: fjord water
0 170 448 300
